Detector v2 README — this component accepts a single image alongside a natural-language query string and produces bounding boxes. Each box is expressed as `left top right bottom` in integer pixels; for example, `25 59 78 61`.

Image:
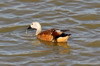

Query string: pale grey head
27 22 42 35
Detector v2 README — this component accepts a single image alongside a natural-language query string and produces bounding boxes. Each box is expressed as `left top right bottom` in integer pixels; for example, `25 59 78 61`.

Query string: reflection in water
39 40 70 48
36 40 71 54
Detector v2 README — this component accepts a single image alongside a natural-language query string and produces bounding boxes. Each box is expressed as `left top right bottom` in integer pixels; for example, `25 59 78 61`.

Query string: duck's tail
56 34 71 42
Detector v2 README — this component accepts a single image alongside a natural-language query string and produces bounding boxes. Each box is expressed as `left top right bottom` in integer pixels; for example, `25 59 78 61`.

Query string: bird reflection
38 40 71 54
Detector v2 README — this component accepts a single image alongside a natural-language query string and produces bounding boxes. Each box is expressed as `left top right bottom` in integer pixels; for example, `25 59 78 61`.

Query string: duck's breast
37 29 54 41
37 34 53 41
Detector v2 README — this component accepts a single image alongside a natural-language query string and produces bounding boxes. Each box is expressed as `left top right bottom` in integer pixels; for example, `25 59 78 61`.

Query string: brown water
0 0 100 66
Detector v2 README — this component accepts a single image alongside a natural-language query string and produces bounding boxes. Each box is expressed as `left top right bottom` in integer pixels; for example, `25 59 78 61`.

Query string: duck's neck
36 27 42 35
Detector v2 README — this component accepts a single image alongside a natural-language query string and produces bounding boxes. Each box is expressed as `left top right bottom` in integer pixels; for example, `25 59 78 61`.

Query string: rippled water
0 0 100 66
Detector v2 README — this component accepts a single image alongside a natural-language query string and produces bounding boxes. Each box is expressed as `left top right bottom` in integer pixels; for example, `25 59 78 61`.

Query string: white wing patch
56 30 62 35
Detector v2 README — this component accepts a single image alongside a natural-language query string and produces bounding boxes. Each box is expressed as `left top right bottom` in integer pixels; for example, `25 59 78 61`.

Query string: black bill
27 26 36 30
27 26 32 29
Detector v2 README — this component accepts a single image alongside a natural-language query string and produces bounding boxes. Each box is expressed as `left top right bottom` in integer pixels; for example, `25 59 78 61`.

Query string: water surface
0 0 100 66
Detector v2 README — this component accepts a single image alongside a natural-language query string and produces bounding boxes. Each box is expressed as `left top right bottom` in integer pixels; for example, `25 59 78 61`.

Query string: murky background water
0 0 100 66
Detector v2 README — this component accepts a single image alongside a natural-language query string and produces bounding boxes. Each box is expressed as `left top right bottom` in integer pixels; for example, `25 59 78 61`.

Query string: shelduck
27 22 71 42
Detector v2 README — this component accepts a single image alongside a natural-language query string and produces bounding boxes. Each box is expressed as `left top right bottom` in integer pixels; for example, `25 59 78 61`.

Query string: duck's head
27 22 41 30
27 22 42 35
